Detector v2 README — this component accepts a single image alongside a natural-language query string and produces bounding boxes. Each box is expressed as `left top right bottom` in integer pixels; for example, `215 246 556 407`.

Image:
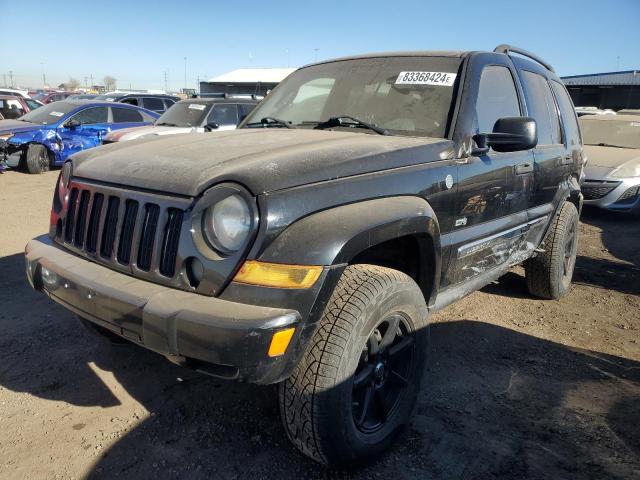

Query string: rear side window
475 65 521 133
551 81 581 146
143 97 165 112
208 104 238 126
112 107 144 123
71 106 108 124
121 97 139 106
520 71 561 145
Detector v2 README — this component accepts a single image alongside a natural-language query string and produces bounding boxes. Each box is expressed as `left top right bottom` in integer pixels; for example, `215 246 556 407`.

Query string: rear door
110 106 149 130
142 97 166 114
517 69 566 222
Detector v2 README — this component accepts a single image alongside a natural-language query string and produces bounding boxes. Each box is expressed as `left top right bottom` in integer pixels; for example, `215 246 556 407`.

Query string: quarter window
476 65 521 133
520 71 561 145
112 107 144 123
71 107 108 125
551 81 581 145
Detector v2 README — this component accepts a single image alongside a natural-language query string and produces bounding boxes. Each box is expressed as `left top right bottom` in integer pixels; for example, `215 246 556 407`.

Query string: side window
112 107 144 123
238 103 256 122
143 97 165 112
208 104 239 126
520 71 561 145
475 65 521 133
551 81 581 145
1 99 25 119
71 107 108 125
121 97 139 106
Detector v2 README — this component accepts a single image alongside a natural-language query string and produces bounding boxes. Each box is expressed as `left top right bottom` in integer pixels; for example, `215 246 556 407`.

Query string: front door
57 106 111 161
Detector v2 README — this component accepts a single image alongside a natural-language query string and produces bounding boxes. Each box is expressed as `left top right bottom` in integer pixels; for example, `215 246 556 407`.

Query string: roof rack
493 44 555 73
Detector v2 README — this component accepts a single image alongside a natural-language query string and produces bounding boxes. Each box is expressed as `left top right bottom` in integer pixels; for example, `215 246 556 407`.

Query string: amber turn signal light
268 327 296 357
233 260 322 289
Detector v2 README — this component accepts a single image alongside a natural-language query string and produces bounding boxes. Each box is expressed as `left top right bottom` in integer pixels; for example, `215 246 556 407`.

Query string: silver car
580 114 640 214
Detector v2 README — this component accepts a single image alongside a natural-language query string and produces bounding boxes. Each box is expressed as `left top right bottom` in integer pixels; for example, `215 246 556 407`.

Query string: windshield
580 117 640 149
155 102 210 127
243 56 461 138
18 101 76 125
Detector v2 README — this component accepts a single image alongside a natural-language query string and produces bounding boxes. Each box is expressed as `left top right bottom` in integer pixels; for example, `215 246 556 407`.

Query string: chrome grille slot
117 200 139 265
73 190 90 248
64 188 79 242
100 196 120 259
85 193 104 254
137 204 160 271
159 208 183 277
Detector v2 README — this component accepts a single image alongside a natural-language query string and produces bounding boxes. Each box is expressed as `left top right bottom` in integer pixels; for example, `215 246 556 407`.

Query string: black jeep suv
25 45 583 466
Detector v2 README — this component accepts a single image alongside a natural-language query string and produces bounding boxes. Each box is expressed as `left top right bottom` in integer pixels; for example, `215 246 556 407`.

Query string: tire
279 264 429 466
525 201 579 299
26 144 51 174
78 317 129 346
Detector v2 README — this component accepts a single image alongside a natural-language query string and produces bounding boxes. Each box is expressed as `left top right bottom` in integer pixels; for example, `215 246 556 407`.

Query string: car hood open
72 129 455 196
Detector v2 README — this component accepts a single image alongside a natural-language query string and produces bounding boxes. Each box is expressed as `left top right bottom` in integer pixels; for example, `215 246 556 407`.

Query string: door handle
515 162 533 175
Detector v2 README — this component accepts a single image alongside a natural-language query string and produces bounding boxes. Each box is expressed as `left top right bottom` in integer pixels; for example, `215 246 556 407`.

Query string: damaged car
25 45 583 466
580 114 640 215
0 100 158 173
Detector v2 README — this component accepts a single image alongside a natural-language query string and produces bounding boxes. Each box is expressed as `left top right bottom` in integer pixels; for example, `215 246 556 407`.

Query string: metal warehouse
562 70 640 110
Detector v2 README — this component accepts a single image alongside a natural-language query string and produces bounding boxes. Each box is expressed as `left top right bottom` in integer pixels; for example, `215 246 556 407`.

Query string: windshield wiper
246 117 295 129
312 116 390 135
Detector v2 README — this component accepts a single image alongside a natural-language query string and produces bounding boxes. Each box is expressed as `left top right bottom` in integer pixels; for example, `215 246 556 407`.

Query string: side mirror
472 117 537 155
205 122 219 132
64 119 81 130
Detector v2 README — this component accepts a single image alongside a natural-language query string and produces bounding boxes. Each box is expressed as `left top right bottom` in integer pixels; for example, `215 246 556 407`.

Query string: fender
259 196 442 305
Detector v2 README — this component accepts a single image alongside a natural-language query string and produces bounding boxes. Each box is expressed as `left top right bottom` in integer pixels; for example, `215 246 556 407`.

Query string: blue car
0 100 159 173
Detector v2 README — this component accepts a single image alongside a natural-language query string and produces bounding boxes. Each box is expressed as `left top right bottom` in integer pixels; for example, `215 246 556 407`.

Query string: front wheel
25 144 51 174
279 264 428 466
525 201 579 299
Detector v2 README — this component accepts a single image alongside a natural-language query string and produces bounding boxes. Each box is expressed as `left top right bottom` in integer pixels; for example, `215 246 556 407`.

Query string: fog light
41 266 59 289
268 327 296 357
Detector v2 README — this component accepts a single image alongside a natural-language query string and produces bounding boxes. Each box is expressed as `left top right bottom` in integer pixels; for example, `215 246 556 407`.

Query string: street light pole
184 57 187 92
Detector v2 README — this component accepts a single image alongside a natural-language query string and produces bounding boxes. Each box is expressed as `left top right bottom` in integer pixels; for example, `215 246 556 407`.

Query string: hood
0 119 44 135
72 129 455 197
583 145 640 178
105 125 194 142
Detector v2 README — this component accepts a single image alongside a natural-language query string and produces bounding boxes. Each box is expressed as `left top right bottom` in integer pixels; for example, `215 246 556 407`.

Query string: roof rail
493 44 555 73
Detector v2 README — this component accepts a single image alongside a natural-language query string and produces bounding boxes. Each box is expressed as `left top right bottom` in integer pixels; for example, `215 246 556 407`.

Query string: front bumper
582 176 640 213
25 235 302 384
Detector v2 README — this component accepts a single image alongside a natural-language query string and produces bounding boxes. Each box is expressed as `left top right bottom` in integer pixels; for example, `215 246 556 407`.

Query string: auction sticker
49 111 64 117
395 71 457 86
188 104 206 110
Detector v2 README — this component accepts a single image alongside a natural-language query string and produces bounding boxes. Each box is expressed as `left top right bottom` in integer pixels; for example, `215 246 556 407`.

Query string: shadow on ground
1 251 639 479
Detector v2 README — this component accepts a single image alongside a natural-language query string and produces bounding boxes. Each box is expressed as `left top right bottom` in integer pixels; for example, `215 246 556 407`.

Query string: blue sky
1 0 639 91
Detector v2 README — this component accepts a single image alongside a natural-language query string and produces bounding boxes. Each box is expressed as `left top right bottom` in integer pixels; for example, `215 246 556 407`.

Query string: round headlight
204 194 251 253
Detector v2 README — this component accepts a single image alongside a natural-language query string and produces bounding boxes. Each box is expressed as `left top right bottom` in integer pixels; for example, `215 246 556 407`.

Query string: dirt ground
0 169 638 480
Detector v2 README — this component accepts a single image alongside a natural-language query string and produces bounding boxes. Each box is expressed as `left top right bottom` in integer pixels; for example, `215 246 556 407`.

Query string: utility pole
184 57 187 92
2 73 6 87
9 70 14 88
84 76 88 88
164 70 168 92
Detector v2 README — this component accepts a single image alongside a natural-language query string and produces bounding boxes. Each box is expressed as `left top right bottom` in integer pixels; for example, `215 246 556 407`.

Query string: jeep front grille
60 182 189 281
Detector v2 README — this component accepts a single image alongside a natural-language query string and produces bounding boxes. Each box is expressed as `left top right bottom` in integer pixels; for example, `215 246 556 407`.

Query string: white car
102 98 257 143
0 88 31 99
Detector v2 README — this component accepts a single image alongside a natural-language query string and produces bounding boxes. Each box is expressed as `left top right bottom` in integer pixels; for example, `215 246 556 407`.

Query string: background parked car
67 94 99 100
0 88 31 98
618 109 640 115
94 92 180 114
103 98 258 143
574 106 616 117
32 91 78 104
0 100 159 173
580 114 640 215
0 95 44 119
